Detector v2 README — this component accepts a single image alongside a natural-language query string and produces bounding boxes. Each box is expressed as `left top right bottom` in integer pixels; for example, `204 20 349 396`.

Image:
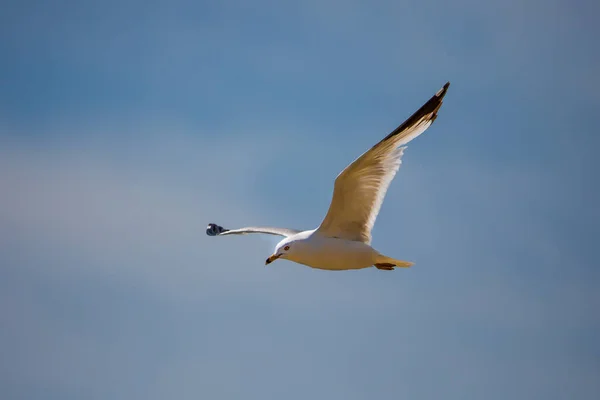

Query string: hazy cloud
1 1 598 399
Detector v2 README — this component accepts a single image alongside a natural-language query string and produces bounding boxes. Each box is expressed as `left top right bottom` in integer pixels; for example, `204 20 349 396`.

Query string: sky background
1 0 599 399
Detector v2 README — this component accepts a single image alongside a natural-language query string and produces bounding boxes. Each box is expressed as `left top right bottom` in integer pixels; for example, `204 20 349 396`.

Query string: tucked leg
375 263 395 271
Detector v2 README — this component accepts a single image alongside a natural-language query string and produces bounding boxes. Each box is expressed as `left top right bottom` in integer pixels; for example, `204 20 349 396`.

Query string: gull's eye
284 245 290 251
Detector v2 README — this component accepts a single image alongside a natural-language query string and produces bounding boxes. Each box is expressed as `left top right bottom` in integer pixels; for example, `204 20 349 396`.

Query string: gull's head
265 239 296 265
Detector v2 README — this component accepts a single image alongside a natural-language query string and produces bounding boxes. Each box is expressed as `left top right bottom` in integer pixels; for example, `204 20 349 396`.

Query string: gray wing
316 82 450 244
206 223 301 238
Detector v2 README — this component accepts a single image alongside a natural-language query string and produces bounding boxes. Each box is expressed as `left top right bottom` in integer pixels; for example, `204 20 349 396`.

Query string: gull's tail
374 254 414 270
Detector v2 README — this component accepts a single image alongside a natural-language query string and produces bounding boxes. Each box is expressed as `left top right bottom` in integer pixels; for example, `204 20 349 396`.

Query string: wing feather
316 82 450 244
206 223 300 238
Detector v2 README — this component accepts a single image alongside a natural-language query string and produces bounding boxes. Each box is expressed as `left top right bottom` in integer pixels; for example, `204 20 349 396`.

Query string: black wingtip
436 81 450 99
206 223 229 236
382 81 451 141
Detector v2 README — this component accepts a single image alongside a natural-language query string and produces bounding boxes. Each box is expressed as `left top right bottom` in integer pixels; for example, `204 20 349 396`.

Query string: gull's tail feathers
374 254 414 270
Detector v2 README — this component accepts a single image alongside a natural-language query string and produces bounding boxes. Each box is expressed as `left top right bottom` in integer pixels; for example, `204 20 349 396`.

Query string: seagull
207 82 450 271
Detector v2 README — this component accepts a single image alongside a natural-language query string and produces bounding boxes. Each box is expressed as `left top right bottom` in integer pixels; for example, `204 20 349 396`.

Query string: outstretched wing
316 82 450 244
206 223 301 238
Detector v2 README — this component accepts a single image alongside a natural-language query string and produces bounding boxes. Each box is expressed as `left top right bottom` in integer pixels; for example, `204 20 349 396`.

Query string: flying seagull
207 82 450 271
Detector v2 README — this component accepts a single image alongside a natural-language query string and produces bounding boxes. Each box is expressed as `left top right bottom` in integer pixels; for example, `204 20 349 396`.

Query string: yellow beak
265 253 280 265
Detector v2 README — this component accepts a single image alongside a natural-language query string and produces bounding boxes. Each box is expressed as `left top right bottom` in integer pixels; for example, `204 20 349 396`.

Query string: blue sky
1 0 599 399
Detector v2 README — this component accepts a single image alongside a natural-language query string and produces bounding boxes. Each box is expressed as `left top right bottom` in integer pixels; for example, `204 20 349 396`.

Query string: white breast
289 234 377 271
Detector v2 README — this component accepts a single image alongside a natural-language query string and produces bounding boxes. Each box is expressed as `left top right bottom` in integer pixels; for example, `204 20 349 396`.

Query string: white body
279 230 379 270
